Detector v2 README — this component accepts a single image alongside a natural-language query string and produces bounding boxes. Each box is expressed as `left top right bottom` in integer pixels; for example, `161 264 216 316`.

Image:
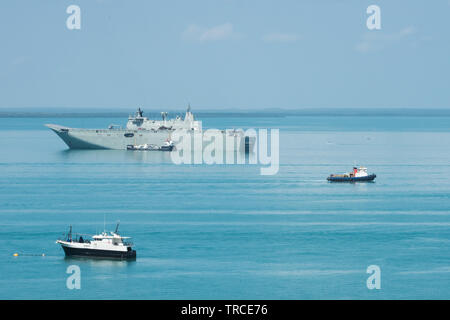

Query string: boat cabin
92 232 132 246
353 167 369 177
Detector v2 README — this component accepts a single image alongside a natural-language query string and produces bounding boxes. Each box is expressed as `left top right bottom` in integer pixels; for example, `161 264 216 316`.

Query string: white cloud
355 26 416 53
262 33 300 43
182 23 236 42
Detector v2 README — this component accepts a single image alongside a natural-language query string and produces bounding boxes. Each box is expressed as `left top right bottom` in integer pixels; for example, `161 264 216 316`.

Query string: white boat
127 140 174 151
56 223 136 260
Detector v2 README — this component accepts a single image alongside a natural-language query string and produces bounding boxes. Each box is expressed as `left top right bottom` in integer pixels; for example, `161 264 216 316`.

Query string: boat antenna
68 225 72 241
103 214 106 233
114 220 120 234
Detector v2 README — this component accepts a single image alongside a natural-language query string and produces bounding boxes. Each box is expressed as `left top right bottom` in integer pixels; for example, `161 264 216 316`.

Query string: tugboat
327 167 376 182
56 222 136 260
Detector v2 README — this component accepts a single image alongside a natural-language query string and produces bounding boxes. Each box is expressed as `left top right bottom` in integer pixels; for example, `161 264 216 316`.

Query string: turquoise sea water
0 113 449 299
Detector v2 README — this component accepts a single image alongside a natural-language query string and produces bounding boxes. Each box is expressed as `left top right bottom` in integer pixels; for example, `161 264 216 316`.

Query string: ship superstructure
126 106 201 131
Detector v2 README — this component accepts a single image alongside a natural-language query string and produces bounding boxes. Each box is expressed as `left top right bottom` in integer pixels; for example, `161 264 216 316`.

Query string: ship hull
61 244 136 260
46 125 170 150
46 124 256 152
327 174 376 182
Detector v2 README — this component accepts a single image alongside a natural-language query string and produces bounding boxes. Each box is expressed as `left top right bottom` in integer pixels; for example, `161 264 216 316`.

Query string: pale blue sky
0 0 449 110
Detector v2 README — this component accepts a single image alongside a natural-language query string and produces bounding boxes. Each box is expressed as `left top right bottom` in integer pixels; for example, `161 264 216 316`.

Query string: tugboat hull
327 174 376 182
61 245 136 260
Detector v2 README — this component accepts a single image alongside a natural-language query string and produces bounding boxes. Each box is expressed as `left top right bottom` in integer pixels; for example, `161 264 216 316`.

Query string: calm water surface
0 114 449 299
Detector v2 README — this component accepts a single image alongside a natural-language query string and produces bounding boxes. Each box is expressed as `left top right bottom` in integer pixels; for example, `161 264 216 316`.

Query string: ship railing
68 128 133 133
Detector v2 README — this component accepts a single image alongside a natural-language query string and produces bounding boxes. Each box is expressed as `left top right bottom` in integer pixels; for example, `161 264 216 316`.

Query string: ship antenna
115 220 120 234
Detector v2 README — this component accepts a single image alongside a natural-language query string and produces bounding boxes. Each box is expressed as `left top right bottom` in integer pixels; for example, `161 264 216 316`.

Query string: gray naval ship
46 106 255 152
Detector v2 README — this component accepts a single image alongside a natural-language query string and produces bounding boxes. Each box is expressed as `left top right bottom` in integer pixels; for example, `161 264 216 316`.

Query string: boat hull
327 174 376 182
61 244 136 260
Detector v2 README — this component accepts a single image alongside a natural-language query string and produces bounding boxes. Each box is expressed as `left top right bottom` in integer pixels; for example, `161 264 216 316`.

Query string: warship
46 106 255 152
